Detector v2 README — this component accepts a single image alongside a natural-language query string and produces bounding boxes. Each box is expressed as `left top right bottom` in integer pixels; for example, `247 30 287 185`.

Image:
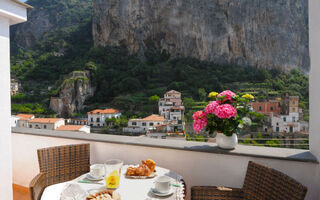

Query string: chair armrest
191 186 244 200
29 173 46 200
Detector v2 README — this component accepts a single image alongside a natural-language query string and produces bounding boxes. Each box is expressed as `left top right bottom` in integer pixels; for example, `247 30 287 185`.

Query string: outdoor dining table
40 165 185 200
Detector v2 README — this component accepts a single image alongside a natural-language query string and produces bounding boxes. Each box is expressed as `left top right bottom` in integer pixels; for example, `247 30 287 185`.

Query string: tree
198 88 207 101
149 95 159 103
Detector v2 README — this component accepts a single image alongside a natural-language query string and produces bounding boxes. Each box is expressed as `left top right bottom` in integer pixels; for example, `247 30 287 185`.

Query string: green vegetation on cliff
10 0 309 118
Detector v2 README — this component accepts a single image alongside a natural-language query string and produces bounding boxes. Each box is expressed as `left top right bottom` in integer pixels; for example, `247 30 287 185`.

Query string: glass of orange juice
105 159 123 189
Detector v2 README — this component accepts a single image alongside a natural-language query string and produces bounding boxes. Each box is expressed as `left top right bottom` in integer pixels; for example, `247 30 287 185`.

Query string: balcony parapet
12 127 318 163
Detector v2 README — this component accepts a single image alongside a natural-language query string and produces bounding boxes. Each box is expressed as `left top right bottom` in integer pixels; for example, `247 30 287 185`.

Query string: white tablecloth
41 166 185 200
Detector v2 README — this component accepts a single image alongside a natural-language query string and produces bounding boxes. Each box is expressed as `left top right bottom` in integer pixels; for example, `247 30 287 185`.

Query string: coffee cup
90 164 104 178
155 176 171 193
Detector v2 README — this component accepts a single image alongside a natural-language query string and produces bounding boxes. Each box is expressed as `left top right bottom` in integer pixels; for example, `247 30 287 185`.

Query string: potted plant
193 90 254 149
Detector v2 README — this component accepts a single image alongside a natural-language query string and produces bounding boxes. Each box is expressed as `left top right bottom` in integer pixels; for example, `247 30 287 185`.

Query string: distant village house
87 108 121 127
123 114 165 133
27 118 65 130
56 125 90 134
252 95 306 134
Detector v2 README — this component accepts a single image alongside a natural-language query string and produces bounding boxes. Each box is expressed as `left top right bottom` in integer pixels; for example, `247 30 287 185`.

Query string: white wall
0 15 13 200
80 126 91 134
12 133 320 200
0 0 27 25
310 0 320 160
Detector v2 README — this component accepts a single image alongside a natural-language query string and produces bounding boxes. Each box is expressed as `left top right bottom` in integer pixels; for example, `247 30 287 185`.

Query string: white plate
150 187 174 197
125 172 157 179
86 173 104 181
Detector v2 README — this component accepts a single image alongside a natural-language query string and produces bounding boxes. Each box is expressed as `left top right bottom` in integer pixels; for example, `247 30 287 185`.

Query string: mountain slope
10 0 92 51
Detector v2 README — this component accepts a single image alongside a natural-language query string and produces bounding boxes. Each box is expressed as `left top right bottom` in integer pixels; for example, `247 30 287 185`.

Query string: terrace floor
13 184 30 200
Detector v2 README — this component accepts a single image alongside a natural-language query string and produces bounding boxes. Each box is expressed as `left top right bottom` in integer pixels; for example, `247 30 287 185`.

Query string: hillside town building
27 118 65 130
10 79 19 96
87 108 121 127
56 125 90 134
124 90 185 135
16 114 35 128
123 114 165 133
252 95 306 134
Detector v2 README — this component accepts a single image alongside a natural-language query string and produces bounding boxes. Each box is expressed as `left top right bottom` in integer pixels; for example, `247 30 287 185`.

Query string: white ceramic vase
216 133 238 149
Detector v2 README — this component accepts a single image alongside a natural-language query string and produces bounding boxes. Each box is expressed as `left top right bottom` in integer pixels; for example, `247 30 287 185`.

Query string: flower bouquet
193 90 254 149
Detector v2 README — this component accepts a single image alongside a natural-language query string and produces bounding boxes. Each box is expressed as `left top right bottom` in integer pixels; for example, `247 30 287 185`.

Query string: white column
309 0 320 160
0 15 13 199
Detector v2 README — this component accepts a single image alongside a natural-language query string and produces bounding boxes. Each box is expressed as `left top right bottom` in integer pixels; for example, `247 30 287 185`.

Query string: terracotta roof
131 114 164 122
88 108 120 114
17 114 34 119
56 125 85 131
28 118 63 124
11 0 33 8
171 107 184 110
165 90 181 94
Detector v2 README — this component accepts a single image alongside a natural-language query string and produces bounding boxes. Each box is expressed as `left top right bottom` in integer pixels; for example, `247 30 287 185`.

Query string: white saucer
86 173 104 181
150 187 174 197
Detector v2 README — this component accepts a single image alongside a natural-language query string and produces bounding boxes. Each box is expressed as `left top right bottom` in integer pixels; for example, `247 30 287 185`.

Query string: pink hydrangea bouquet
193 90 254 136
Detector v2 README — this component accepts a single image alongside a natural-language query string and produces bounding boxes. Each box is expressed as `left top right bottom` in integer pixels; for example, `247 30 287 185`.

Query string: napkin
60 183 87 200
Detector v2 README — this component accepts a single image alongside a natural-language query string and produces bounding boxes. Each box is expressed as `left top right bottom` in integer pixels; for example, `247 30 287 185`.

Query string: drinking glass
104 159 123 189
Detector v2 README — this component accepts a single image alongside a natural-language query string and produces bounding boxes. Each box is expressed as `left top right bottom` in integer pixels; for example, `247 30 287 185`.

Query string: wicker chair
191 161 307 200
29 143 90 200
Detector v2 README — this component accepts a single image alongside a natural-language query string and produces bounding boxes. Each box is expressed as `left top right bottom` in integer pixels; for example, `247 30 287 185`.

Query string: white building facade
0 0 32 198
123 115 165 133
88 108 121 127
27 118 65 130
158 90 185 133
271 112 301 133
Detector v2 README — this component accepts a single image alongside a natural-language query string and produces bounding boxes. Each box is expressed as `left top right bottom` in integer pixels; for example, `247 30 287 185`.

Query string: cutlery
78 180 104 185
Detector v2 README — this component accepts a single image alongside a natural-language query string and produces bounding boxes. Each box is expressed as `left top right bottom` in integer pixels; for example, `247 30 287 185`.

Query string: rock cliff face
10 0 92 50
93 0 309 72
50 71 95 117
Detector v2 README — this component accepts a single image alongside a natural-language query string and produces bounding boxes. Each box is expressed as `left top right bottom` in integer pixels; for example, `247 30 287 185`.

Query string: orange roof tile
131 114 164 122
88 108 120 114
17 114 34 119
28 118 63 124
56 125 85 131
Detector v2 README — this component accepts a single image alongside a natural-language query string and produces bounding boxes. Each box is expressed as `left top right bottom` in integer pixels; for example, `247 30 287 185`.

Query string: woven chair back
37 143 90 186
243 161 307 200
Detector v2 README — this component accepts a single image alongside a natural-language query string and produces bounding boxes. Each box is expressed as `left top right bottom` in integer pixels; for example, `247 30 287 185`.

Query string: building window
91 118 93 122
276 122 279 126
142 123 146 126
97 118 100 122
44 125 47 129
97 124 100 127
293 101 295 104
259 106 262 111
29 125 32 128
293 108 295 112
132 122 137 126
149 122 154 126
283 117 286 122
270 106 273 111
290 127 293 133
276 127 279 132
293 117 296 122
